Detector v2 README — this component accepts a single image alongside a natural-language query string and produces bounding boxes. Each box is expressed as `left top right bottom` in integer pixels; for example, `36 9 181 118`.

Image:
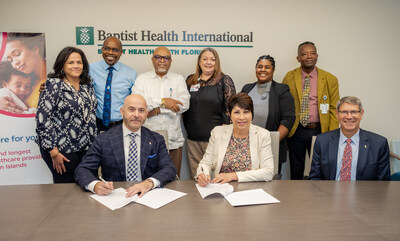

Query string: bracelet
50 151 60 159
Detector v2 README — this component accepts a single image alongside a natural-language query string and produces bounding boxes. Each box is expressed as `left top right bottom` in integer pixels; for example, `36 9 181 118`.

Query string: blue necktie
103 66 114 126
127 133 139 181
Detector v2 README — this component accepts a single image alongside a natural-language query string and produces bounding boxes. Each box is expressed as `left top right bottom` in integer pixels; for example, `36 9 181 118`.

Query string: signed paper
195 183 234 199
91 187 186 210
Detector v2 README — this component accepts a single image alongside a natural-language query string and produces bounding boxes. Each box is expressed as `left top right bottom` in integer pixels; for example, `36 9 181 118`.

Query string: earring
61 69 64 75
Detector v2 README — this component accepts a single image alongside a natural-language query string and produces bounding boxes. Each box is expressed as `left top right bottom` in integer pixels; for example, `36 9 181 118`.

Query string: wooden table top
1 180 399 241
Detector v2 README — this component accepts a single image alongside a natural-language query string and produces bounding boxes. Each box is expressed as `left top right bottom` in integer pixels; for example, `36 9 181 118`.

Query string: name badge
320 104 329 114
190 83 200 92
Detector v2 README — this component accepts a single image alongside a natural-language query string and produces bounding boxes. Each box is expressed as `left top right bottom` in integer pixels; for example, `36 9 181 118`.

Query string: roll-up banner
0 32 52 185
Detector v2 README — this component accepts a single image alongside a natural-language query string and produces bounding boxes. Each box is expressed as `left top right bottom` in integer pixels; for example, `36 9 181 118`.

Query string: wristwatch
160 98 166 108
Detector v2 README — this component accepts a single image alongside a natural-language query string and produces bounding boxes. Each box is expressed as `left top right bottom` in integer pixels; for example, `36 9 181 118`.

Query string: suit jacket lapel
328 130 340 179
356 129 369 180
140 127 151 177
216 126 232 173
266 81 277 129
294 68 303 104
249 125 258 167
316 67 326 105
110 126 126 180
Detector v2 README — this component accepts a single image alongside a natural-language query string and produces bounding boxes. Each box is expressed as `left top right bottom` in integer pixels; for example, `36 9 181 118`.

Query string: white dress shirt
132 70 190 150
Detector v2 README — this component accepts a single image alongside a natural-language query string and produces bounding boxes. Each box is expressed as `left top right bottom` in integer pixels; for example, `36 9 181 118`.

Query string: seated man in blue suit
75 94 176 197
309 96 390 180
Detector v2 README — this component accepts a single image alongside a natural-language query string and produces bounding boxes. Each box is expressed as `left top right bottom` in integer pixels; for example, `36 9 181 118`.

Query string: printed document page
195 183 234 199
224 188 280 207
91 188 137 210
136 188 187 209
91 187 186 210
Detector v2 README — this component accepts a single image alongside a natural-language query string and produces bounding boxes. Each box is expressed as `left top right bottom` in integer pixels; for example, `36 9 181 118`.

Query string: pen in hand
99 176 114 191
201 167 210 184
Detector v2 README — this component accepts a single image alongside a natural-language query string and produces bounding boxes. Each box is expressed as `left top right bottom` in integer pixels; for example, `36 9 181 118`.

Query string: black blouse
183 74 236 141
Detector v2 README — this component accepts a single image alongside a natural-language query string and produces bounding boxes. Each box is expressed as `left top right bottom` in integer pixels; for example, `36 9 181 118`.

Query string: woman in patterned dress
196 93 274 186
36 47 97 183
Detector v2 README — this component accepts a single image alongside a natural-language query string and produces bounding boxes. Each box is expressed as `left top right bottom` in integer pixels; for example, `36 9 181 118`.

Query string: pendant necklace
64 78 93 123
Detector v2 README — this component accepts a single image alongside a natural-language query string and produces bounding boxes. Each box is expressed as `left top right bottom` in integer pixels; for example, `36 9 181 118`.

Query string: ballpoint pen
99 176 108 184
201 167 209 183
99 176 113 191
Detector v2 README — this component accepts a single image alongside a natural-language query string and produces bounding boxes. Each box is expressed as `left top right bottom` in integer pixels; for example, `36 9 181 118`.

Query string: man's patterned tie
102 66 114 126
127 133 139 181
299 75 311 127
340 139 352 181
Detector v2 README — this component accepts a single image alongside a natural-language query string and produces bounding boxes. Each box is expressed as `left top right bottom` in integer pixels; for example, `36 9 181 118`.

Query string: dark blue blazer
309 129 390 180
75 125 176 188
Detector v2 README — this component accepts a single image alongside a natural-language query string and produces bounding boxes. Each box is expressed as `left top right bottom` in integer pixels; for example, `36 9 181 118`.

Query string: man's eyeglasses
338 110 361 115
153 55 171 62
102 46 121 53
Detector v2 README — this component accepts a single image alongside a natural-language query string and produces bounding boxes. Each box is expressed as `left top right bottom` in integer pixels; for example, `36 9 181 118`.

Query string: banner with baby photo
0 32 52 185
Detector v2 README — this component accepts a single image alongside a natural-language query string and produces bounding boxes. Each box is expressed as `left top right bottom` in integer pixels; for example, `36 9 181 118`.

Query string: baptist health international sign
75 26 254 55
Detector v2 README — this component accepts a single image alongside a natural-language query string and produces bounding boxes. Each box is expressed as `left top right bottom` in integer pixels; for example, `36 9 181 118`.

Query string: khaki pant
169 147 183 178
186 139 209 179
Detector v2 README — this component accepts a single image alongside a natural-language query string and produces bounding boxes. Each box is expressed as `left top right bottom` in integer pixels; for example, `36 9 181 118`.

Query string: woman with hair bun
241 55 295 174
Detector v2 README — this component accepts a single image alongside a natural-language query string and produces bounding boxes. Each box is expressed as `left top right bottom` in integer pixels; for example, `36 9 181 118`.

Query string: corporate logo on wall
76 26 253 56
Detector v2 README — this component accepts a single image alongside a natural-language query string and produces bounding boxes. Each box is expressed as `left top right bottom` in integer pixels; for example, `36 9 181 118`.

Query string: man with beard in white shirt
132 46 190 177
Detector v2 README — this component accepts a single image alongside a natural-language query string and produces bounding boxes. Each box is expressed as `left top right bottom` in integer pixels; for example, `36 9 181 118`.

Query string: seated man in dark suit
309 96 390 180
75 94 176 197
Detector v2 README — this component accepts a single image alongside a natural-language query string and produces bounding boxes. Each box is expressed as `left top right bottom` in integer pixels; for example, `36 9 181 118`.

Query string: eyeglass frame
153 55 171 62
102 46 122 53
337 110 362 115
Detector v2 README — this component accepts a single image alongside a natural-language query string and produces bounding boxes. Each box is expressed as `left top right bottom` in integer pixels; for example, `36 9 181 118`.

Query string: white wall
1 0 399 142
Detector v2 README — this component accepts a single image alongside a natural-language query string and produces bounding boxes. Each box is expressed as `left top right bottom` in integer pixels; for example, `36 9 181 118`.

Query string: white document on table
224 188 280 207
136 188 187 209
91 187 186 210
195 183 234 199
91 188 137 210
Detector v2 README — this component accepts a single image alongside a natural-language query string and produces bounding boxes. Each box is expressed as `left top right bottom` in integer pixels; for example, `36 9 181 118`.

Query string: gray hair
336 96 363 111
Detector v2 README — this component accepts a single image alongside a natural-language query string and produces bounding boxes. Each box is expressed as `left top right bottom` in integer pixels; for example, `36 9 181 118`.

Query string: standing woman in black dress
36 47 97 183
183 48 236 178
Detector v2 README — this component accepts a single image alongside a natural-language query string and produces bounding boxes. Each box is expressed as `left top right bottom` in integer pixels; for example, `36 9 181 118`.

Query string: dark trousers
287 124 321 180
96 117 123 133
40 147 87 183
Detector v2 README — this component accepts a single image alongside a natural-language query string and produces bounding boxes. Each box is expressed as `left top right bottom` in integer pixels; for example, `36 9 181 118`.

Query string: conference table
1 180 399 241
